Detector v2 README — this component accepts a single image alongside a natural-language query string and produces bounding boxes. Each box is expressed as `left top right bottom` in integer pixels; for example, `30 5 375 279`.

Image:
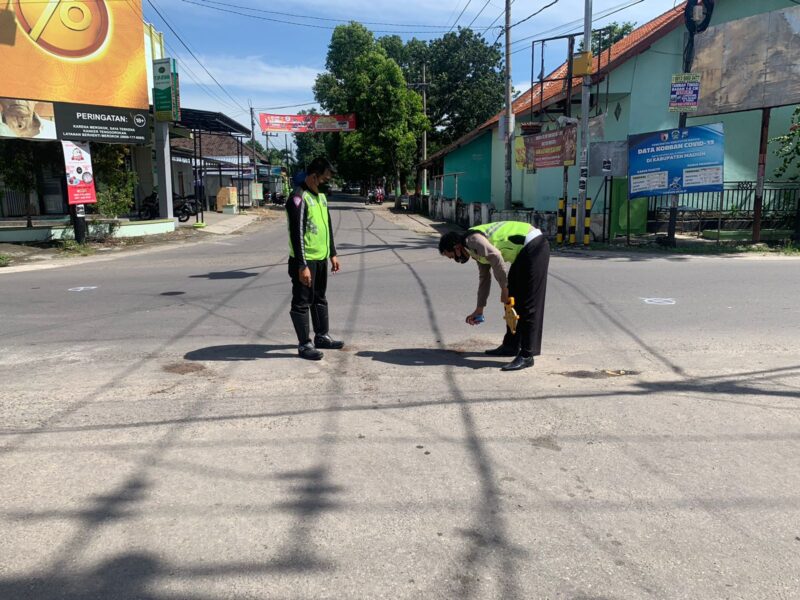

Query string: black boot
298 342 323 360
501 354 534 371
291 311 324 360
485 344 519 357
312 305 344 349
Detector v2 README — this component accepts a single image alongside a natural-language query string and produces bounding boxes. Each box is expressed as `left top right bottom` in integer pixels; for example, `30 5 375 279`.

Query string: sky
140 0 684 151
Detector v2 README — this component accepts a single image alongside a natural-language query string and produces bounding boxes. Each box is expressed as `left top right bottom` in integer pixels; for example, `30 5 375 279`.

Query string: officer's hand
500 287 510 304
466 309 484 325
299 267 312 287
330 256 341 273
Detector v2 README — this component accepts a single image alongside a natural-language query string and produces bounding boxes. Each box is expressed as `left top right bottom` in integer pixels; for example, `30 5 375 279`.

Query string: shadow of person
356 348 501 370
184 344 296 361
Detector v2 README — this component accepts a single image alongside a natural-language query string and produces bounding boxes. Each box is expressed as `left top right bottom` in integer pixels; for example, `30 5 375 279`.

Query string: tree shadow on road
356 348 501 370
184 344 296 361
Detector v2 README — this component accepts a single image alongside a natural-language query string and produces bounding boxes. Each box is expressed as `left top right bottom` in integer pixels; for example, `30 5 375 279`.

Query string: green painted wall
442 131 492 203
472 0 800 214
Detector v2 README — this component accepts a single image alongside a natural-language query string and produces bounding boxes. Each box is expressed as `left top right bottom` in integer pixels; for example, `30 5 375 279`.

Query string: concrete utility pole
422 62 428 196
578 0 593 232
504 0 513 210
250 105 258 187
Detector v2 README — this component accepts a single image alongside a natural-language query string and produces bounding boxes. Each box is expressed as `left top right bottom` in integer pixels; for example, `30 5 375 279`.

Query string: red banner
523 127 577 169
258 113 356 133
61 141 97 205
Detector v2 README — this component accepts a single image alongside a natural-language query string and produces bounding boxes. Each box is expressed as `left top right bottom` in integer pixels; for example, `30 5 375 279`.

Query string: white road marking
641 297 676 305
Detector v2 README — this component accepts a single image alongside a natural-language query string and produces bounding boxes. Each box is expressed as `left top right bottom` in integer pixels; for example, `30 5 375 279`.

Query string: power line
145 0 248 112
125 0 241 112
253 102 321 111
449 0 475 32
509 0 646 55
510 0 560 29
482 0 515 36
180 0 455 34
189 0 450 28
466 0 495 30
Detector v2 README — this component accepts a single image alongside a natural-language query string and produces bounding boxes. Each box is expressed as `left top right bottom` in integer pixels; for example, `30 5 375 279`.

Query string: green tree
91 144 136 218
244 139 266 154
772 107 800 181
579 21 636 55
294 108 330 169
423 28 504 150
314 23 427 189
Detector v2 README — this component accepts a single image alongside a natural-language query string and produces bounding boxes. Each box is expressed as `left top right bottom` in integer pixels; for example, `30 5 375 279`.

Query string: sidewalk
0 208 282 272
179 210 256 235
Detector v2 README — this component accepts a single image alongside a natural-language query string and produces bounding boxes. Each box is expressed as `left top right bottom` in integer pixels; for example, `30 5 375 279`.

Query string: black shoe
298 343 323 360
485 344 519 357
501 355 534 371
314 334 344 350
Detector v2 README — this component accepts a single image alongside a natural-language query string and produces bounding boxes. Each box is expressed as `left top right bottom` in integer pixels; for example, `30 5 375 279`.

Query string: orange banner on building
3 0 148 109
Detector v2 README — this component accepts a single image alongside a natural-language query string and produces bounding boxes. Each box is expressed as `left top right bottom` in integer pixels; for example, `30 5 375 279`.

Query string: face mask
455 253 469 264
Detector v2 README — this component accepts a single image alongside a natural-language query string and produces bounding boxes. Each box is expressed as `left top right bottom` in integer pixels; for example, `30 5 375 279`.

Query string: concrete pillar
481 203 490 224
155 121 174 220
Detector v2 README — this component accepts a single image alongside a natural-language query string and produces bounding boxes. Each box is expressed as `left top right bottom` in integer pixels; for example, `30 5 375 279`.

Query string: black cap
307 157 336 176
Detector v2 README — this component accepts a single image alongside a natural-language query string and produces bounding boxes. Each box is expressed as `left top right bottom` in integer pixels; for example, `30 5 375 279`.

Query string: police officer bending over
287 157 344 360
439 221 550 371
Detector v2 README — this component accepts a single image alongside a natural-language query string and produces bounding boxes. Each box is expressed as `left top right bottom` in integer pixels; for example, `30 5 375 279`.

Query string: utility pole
504 0 513 210
422 62 428 196
577 0 593 235
408 64 430 197
250 104 257 178
284 134 291 170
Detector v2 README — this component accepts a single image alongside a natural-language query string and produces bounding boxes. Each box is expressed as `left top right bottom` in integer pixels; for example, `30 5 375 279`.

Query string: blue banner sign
628 124 724 198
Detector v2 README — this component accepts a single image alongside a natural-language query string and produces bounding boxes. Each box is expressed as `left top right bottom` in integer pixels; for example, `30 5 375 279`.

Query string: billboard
523 127 577 169
259 113 357 133
628 124 724 199
3 0 148 110
693 5 800 116
0 97 151 143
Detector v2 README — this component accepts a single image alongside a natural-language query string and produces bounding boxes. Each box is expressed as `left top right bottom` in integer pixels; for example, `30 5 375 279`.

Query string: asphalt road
1 197 799 599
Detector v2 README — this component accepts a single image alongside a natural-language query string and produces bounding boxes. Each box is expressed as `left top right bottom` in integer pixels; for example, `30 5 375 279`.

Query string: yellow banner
3 0 148 109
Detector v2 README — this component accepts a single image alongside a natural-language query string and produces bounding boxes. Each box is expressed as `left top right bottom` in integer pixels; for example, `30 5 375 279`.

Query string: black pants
501 236 550 357
289 257 330 344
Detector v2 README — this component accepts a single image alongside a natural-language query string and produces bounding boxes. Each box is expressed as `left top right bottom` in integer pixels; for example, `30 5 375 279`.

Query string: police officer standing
287 157 344 360
439 221 550 371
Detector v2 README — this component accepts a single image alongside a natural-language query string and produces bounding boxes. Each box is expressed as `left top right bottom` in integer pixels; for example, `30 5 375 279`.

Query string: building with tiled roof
421 0 800 230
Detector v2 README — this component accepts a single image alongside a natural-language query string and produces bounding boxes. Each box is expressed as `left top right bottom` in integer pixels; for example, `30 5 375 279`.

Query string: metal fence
647 181 800 234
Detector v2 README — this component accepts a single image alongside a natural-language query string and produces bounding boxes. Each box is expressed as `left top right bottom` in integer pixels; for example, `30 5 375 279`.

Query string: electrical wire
510 0 560 29
465 0 495 30
125 0 242 112
188 0 451 28
509 0 646 55
146 0 248 112
449 0 475 32
179 0 454 34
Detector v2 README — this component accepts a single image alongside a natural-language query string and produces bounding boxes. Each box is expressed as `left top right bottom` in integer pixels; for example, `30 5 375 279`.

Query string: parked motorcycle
138 192 159 221
173 194 200 223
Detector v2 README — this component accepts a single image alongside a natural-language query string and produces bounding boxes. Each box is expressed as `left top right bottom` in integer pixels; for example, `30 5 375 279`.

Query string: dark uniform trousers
289 257 330 345
501 236 550 357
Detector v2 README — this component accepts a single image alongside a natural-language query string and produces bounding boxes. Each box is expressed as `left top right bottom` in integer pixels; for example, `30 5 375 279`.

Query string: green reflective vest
466 221 533 264
289 189 331 261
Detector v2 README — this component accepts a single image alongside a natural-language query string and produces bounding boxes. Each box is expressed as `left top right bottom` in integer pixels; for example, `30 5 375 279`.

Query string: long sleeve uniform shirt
286 184 337 266
465 233 508 308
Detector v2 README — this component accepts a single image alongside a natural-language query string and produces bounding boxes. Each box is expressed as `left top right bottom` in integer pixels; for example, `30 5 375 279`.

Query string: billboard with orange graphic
2 0 148 110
